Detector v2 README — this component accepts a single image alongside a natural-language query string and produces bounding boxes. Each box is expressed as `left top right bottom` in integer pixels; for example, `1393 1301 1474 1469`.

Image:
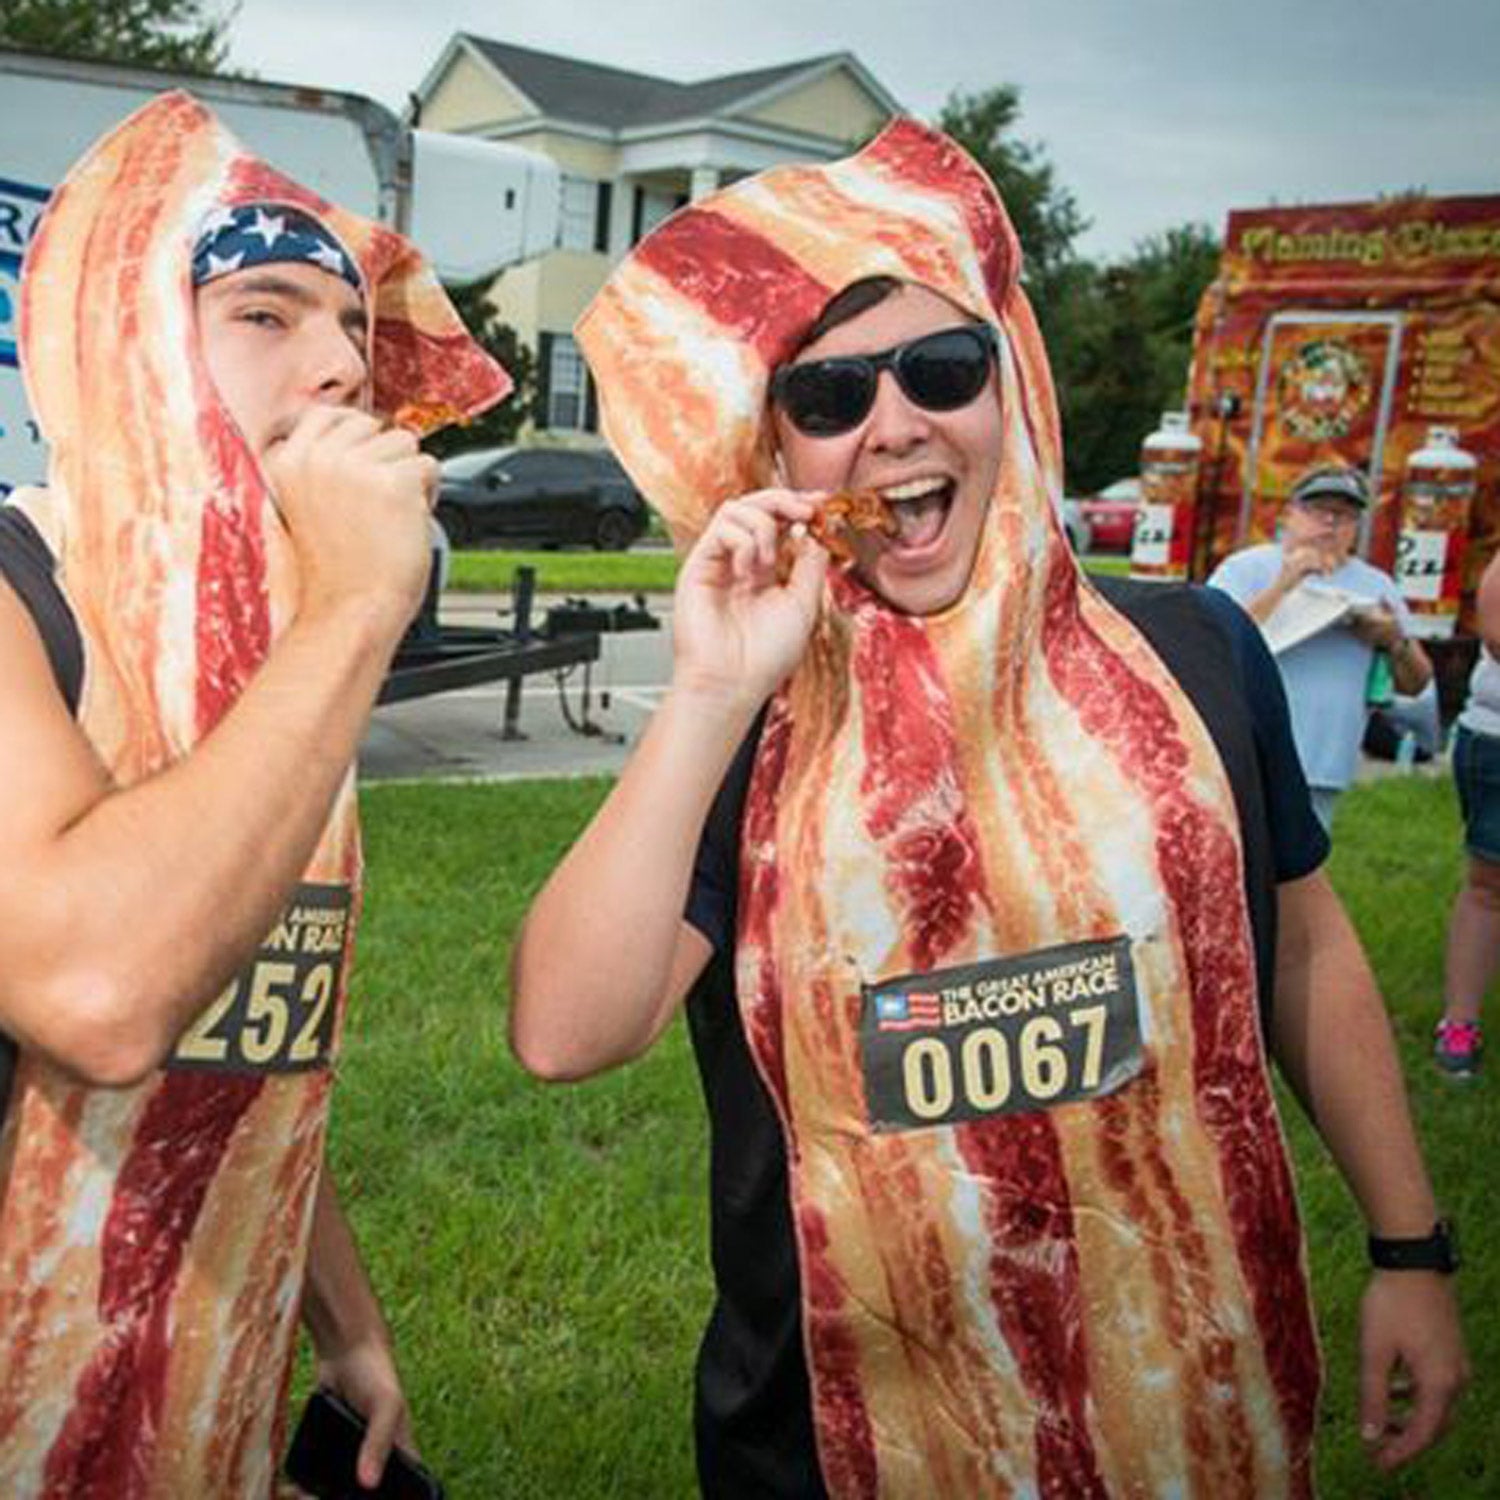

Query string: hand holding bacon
671 489 828 713
266 407 439 627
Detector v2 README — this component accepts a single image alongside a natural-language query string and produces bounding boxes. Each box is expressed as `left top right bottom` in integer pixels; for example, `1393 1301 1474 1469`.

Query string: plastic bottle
1365 650 1394 708
1396 426 1477 639
1129 412 1203 582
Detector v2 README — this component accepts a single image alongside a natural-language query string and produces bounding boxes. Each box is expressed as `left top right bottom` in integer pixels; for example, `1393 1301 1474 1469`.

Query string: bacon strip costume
0 94 506 1497
577 120 1321 1496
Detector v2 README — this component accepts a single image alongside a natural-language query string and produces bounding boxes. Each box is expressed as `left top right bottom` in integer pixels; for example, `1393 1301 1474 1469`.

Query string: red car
1077 477 1141 553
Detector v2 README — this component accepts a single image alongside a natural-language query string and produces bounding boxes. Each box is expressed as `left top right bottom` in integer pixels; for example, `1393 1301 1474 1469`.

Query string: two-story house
411 35 899 441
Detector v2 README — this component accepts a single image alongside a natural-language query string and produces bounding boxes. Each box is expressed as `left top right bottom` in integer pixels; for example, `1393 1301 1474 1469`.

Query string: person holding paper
1210 465 1431 830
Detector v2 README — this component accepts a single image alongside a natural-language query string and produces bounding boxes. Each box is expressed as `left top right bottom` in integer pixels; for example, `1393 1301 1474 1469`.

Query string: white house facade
410 36 900 440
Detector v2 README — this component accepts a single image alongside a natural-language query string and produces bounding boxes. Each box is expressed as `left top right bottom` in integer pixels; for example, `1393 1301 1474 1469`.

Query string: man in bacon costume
512 120 1466 1495
0 95 507 1495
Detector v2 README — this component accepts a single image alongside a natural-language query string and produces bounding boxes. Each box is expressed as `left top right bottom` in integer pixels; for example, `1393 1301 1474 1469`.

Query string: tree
1050 225 1222 493
421 279 539 460
934 85 1097 462
0 0 235 72
1123 225 1222 399
936 87 1088 304
930 86 1223 493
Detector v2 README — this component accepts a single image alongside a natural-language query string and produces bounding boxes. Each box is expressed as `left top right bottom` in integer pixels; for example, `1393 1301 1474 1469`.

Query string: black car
435 446 649 551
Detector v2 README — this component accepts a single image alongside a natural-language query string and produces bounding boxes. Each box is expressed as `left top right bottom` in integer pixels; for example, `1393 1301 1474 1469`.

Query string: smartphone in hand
284 1387 444 1499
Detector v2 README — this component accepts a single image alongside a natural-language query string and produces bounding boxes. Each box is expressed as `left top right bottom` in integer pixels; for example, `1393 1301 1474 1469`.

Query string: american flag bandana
191 201 361 292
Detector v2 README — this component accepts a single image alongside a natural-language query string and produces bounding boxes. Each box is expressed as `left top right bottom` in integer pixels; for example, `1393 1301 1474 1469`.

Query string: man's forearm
1240 572 1299 624
1243 587 1282 624
301 1167 416 1487
1271 872 1438 1236
2 594 407 1081
1389 634 1432 696
510 687 751 1079
301 1170 393 1358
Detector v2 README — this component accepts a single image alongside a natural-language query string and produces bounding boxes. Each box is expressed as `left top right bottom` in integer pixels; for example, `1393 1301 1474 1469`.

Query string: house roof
454 35 878 131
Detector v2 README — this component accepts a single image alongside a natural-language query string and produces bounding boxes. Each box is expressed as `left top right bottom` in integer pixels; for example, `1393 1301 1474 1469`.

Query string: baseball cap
1289 465 1370 510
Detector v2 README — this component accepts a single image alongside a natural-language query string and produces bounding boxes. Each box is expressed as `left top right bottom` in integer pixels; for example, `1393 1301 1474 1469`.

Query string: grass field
448 546 1131 597
322 773 1496 1497
447 548 680 596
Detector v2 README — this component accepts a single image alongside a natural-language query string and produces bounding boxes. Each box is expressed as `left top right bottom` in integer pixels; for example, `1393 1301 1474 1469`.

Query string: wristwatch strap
1368 1218 1459 1273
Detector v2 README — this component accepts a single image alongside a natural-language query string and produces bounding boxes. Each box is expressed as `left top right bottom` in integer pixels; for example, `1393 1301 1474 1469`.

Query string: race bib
861 937 1144 1132
170 883 351 1074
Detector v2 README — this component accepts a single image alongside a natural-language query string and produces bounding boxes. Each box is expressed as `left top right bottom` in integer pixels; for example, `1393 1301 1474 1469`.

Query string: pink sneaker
1434 1019 1483 1078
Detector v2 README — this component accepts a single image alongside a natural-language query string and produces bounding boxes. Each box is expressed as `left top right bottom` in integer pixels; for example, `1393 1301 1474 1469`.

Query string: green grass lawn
448 548 680 596
449 547 1130 597
323 773 1495 1497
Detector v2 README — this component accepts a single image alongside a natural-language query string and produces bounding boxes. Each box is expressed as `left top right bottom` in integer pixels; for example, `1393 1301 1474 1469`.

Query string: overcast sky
225 0 1500 260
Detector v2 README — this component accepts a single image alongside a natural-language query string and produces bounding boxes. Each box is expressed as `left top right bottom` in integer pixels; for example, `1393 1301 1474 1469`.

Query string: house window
546 334 587 430
557 175 598 251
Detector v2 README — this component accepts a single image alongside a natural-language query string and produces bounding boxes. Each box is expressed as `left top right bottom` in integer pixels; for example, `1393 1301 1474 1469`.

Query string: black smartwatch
1368 1218 1460 1274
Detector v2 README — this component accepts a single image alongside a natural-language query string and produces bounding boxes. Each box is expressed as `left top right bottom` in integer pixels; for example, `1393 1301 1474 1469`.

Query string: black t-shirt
681 580 1327 1498
0 503 85 1121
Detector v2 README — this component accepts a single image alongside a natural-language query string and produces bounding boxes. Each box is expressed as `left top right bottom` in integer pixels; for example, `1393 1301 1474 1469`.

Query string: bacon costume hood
0 93 506 1497
578 120 1320 1497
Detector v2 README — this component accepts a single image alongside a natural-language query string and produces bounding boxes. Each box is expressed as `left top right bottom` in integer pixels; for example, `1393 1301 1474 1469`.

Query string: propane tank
1129 411 1203 581
1397 426 1477 639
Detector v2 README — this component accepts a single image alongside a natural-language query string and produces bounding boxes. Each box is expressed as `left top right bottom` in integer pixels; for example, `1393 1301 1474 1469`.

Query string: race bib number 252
170 883 351 1074
861 937 1144 1132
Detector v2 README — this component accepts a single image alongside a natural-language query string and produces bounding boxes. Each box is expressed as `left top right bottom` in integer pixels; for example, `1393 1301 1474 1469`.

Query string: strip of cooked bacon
393 399 470 436
777 490 898 580
807 489 899 565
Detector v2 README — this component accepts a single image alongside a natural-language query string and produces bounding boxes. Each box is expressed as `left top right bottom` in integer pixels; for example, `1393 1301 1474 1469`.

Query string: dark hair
794 276 904 354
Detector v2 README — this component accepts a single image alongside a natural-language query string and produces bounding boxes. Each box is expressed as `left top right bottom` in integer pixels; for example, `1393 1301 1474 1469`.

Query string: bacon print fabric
0 94 506 1498
577 119 1319 1497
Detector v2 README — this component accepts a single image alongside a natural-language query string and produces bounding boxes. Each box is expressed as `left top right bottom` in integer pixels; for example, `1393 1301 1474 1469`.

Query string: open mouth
879 476 954 553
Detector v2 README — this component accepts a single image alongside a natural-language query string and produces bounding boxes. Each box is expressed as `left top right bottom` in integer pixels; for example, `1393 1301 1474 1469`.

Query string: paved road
358 592 673 783
361 588 1453 791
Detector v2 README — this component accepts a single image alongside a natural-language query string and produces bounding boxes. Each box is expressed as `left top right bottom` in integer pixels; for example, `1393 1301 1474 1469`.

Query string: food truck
1177 193 1500 706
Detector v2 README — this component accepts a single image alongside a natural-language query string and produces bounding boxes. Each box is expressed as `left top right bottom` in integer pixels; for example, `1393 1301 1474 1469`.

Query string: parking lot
361 582 1453 792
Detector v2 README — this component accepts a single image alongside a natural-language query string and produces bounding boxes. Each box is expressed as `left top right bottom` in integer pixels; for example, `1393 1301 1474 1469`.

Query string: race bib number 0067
170 883 351 1075
861 937 1144 1132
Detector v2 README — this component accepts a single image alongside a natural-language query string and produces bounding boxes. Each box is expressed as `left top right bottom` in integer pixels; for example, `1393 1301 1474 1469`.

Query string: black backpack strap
0 503 83 715
0 504 85 1122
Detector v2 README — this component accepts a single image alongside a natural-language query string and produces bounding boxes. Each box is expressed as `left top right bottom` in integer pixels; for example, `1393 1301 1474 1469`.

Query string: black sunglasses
770 324 1000 437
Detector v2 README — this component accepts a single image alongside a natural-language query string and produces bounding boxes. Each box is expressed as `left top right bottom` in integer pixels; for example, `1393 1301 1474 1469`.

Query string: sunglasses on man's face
770 324 1000 438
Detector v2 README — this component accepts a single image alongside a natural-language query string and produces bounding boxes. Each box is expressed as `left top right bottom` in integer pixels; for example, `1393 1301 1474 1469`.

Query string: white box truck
0 46 560 493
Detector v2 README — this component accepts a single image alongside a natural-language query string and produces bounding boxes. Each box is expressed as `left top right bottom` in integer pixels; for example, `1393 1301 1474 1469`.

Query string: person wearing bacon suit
512 121 1466 1496
0 97 507 1495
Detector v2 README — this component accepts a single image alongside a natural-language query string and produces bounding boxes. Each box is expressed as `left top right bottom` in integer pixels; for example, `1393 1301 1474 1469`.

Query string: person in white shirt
1210 465 1432 830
